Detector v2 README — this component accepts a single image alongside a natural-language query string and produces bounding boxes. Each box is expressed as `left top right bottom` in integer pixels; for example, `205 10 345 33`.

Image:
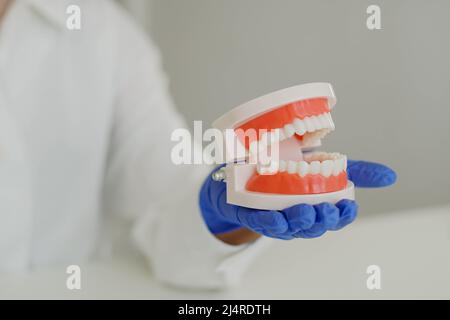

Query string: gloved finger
237 208 289 236
262 231 294 240
296 224 327 239
330 199 358 231
314 202 340 230
347 160 397 188
282 203 316 233
212 180 241 223
291 203 338 238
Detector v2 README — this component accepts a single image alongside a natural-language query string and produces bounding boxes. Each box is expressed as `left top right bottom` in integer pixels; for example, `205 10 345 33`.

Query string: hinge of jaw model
212 83 355 211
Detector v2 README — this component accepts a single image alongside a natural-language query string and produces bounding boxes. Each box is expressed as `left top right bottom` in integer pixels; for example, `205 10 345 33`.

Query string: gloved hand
200 160 396 240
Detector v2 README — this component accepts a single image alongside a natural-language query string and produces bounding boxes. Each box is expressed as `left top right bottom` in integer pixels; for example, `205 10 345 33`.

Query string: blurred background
118 0 450 216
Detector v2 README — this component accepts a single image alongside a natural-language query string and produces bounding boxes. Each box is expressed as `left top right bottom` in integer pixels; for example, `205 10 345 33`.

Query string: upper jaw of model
213 83 350 197
236 97 335 154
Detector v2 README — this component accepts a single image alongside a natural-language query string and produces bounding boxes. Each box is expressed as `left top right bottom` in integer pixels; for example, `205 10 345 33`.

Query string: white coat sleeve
103 6 269 289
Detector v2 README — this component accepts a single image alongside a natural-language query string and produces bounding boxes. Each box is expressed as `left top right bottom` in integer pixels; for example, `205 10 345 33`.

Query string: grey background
119 0 450 216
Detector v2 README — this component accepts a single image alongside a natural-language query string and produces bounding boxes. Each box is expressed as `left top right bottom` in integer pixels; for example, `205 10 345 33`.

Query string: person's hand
200 160 396 241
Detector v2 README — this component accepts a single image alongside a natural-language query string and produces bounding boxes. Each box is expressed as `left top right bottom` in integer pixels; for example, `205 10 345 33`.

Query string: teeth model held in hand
212 83 355 210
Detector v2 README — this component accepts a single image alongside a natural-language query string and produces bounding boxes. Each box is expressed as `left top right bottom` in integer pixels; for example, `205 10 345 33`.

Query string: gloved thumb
347 160 397 188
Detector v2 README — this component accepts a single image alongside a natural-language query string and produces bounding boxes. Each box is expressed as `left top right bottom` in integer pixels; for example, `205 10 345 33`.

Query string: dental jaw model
212 83 355 210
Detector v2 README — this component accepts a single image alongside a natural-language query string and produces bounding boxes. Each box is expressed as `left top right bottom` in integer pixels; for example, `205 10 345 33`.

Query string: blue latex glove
200 160 396 239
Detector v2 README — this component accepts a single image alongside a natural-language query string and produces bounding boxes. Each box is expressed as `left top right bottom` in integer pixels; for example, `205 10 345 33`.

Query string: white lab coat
0 0 266 289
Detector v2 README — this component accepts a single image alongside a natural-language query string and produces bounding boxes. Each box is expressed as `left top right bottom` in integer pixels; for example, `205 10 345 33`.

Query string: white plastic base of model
225 163 355 211
212 83 337 164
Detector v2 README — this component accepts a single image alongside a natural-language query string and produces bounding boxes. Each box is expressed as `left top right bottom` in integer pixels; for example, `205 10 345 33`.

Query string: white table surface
1 205 450 299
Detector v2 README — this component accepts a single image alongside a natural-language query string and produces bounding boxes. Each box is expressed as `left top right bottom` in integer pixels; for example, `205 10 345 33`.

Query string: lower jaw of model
236 97 349 195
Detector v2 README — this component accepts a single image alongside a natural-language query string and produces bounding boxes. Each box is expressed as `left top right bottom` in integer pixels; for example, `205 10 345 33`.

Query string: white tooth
310 161 321 174
298 161 309 177
304 117 315 132
312 116 323 129
321 160 334 177
293 118 306 135
315 152 327 161
321 113 329 127
314 130 325 140
330 152 341 160
257 160 279 175
319 114 329 128
333 158 342 176
284 124 295 138
325 113 335 130
287 160 297 174
343 155 348 171
279 160 287 172
303 130 325 145
321 129 330 138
